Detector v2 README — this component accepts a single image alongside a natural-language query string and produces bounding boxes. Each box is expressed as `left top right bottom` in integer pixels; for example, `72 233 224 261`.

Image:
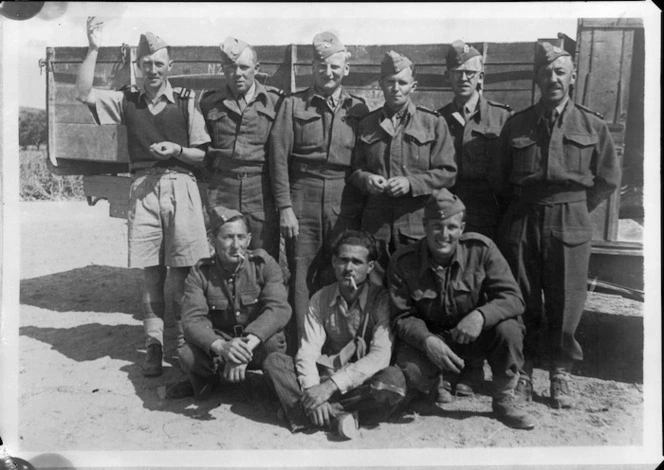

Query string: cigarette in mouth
236 251 245 260
350 276 357 291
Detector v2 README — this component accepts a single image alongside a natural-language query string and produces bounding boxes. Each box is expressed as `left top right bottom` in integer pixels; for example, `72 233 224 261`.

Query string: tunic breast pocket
404 129 436 169
509 136 539 176
452 274 482 314
206 295 233 330
239 291 260 325
256 108 276 142
410 289 439 322
206 108 233 143
359 132 384 169
293 110 323 149
563 133 597 175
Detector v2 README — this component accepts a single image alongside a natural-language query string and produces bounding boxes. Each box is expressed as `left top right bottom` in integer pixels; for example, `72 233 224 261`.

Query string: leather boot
142 343 163 377
492 375 535 430
434 374 454 407
455 359 485 397
514 359 534 401
550 367 576 409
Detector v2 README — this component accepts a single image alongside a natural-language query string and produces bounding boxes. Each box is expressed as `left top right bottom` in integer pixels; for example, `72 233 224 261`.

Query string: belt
212 170 266 180
513 184 587 204
291 160 349 179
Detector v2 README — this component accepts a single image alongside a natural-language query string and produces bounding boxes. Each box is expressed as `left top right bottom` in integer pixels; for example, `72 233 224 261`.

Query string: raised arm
75 17 103 105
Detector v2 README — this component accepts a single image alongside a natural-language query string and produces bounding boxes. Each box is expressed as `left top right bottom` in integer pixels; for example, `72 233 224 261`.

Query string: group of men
75 17 621 437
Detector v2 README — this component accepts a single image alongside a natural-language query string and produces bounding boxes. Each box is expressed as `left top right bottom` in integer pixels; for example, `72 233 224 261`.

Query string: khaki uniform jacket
181 249 291 353
388 235 524 351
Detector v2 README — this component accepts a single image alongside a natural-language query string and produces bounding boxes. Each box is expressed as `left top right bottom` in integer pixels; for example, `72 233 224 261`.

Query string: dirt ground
18 201 645 453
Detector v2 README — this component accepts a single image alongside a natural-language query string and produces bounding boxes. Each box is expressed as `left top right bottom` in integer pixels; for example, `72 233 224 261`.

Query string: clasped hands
301 380 338 428
210 335 260 383
366 175 410 197
149 141 183 160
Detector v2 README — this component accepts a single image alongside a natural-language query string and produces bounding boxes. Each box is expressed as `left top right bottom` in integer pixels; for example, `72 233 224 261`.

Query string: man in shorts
76 17 211 377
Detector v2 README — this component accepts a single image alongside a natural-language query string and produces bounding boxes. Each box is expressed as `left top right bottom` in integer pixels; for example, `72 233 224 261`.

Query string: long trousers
263 351 406 432
500 197 591 366
395 319 525 396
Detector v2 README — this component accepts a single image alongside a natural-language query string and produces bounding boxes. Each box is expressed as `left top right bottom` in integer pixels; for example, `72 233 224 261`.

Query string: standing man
437 40 513 397
75 18 211 377
269 32 369 347
167 207 291 399
388 189 534 430
199 37 284 260
264 230 406 437
438 40 512 239
350 51 457 279
494 43 621 408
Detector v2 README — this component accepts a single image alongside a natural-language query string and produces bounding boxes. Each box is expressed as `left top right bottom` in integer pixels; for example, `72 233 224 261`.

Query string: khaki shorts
128 168 210 268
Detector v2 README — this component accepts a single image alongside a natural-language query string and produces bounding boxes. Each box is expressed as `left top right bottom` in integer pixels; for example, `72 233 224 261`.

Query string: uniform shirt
493 99 621 211
181 249 292 354
350 99 457 199
90 81 210 147
296 282 393 394
438 94 512 183
199 81 284 175
388 234 524 352
268 86 369 209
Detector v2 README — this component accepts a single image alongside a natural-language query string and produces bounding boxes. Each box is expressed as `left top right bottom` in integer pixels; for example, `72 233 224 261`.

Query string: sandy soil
18 201 644 452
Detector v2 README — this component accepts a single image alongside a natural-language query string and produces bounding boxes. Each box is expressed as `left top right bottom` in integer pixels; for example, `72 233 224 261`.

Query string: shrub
20 149 85 201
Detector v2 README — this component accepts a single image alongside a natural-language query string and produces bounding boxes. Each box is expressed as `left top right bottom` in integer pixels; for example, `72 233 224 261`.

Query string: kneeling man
167 207 291 399
264 230 406 437
388 189 535 429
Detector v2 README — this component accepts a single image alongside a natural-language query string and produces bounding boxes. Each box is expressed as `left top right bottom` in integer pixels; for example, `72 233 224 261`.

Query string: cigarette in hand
350 276 357 291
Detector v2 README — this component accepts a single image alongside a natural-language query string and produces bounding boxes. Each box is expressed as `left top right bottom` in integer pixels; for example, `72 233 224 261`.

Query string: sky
2 1 656 109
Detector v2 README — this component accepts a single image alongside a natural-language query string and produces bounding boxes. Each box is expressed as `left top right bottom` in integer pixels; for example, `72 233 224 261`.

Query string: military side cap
446 40 482 69
424 188 466 220
209 206 244 234
381 50 413 78
220 36 251 64
534 42 571 71
312 31 346 60
136 32 168 59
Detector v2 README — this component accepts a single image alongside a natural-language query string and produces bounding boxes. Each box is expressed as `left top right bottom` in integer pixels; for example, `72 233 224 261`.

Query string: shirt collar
308 86 351 108
243 81 257 104
329 280 370 311
536 97 570 125
381 99 416 124
139 80 175 104
453 91 480 119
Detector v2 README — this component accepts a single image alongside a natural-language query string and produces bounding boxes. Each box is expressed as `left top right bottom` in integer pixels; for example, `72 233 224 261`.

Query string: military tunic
179 249 291 378
438 95 512 238
350 100 457 264
493 99 621 364
268 86 369 339
199 82 284 259
388 234 525 393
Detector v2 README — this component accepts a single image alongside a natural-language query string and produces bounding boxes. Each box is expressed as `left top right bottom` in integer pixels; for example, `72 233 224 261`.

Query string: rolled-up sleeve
244 256 292 342
330 293 394 394
295 292 326 389
89 89 124 125
187 92 211 148
475 241 525 328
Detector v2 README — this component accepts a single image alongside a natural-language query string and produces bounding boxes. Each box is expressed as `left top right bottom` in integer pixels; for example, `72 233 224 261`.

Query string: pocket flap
564 133 598 147
510 136 536 149
405 128 436 145
256 107 276 121
240 292 259 306
206 108 227 121
207 295 229 310
293 110 321 123
360 131 383 145
472 127 501 139
551 228 593 246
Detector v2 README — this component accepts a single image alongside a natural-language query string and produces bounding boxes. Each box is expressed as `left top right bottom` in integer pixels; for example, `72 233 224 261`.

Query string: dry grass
20 148 84 201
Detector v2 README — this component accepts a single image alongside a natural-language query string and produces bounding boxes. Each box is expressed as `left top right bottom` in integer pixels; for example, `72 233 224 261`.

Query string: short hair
137 46 171 62
222 45 259 67
213 214 251 236
331 230 378 262
312 50 351 65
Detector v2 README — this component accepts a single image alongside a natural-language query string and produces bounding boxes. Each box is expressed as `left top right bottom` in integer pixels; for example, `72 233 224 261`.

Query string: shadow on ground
20 265 143 316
